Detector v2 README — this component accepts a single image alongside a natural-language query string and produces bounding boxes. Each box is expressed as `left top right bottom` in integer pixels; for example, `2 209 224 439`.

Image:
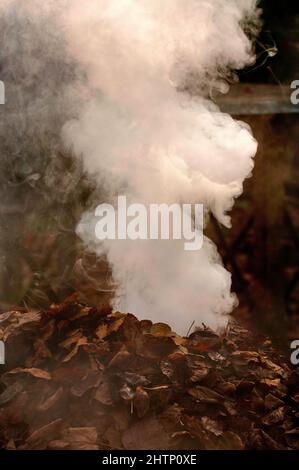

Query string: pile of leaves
0 295 299 450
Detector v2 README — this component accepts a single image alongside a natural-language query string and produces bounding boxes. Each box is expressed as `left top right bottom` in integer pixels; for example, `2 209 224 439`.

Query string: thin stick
186 320 195 338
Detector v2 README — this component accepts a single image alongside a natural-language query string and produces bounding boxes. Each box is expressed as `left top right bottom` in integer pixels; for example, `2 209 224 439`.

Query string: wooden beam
215 84 299 115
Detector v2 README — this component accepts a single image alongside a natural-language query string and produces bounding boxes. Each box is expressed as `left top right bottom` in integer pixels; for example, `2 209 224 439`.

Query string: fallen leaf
160 360 175 380
26 419 62 449
0 312 13 323
264 393 284 410
61 427 97 444
71 307 93 321
59 329 83 348
94 379 113 405
70 371 102 397
262 406 286 426
133 386 150 418
107 349 133 369
201 416 223 436
120 384 134 402
189 367 209 383
208 352 225 362
38 387 64 411
47 440 69 450
70 443 99 450
62 337 88 363
122 417 169 450
231 350 260 365
248 429 283 450
261 357 285 377
215 431 244 450
188 386 224 404
5 439 16 450
150 323 172 337
8 368 51 380
96 323 108 340
0 383 23 406
108 314 126 335
261 378 281 387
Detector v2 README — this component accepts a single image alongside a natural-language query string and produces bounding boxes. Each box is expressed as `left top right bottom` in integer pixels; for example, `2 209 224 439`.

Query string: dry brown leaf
0 312 13 324
38 387 64 412
96 323 108 340
144 385 170 391
201 416 223 436
190 367 209 383
248 429 283 450
70 443 100 450
120 384 135 402
172 334 186 346
62 336 88 363
231 350 260 365
61 427 98 444
122 417 169 450
15 311 41 327
264 393 284 410
133 386 150 418
0 383 23 406
6 439 17 450
293 393 299 404
26 419 62 449
71 306 93 321
188 386 224 404
261 357 285 377
223 400 238 416
261 378 281 387
262 406 286 426
8 367 51 380
47 440 69 450
187 328 221 352
33 339 52 359
214 431 244 450
94 379 113 406
122 372 150 388
185 416 244 450
1 303 298 451
150 323 172 337
107 349 133 369
40 320 55 342
285 428 299 435
109 317 125 334
59 329 83 348
108 313 126 335
160 360 175 380
70 371 102 397
3 311 41 341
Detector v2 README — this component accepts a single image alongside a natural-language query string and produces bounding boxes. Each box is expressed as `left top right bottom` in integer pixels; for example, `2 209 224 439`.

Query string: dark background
211 0 299 345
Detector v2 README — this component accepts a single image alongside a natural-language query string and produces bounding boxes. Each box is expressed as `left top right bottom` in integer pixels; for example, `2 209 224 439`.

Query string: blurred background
211 0 299 345
0 0 298 347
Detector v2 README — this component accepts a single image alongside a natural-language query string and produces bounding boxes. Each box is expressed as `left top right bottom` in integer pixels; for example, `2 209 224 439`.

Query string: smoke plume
1 1 261 334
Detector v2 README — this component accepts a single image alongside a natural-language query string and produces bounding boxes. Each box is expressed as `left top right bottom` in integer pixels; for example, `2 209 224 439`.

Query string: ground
0 295 298 450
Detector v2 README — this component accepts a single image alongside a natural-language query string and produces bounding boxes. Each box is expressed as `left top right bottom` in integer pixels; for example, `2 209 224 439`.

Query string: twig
186 320 195 338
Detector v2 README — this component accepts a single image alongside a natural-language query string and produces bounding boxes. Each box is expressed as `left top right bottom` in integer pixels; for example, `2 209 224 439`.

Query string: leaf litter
0 297 298 450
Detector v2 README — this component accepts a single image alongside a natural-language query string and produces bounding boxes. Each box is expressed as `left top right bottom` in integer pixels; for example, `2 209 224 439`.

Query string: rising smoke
0 1 261 334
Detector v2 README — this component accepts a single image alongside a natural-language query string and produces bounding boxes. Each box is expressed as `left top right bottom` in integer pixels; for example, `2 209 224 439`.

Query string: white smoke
1 1 261 334
61 0 260 334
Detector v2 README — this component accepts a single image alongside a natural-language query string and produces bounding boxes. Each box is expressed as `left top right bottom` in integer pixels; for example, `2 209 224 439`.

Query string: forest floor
0 294 299 450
